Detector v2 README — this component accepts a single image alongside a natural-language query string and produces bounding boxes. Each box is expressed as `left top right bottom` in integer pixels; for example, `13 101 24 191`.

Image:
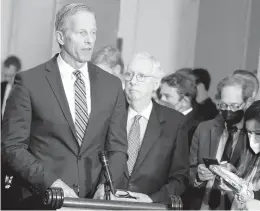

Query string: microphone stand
104 181 111 200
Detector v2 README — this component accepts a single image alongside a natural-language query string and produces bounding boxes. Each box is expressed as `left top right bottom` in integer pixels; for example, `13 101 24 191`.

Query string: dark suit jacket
189 114 247 209
118 102 189 204
1 81 8 108
195 98 218 121
183 106 202 147
1 54 128 200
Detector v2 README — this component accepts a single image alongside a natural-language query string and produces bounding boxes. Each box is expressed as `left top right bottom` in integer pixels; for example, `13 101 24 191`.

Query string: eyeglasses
218 102 244 111
123 71 154 82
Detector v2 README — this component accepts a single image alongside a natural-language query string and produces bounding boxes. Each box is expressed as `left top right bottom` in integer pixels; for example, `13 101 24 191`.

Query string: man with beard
189 75 255 210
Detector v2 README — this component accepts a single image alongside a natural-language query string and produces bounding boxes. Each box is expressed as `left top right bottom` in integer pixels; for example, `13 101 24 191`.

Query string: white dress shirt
2 83 12 117
57 54 91 122
127 101 153 144
182 107 193 115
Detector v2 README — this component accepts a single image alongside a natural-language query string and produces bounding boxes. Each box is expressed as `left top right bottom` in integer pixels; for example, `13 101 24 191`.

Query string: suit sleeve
106 81 128 187
1 74 58 194
189 123 205 187
149 118 189 203
254 191 260 200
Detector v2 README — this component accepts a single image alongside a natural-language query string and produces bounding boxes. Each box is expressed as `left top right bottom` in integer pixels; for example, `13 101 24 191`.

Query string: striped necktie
127 115 142 175
74 70 89 146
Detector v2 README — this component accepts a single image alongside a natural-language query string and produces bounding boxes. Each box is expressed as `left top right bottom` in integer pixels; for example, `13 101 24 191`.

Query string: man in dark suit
1 3 128 209
189 75 254 209
192 68 219 121
160 72 202 147
100 53 189 204
1 55 21 116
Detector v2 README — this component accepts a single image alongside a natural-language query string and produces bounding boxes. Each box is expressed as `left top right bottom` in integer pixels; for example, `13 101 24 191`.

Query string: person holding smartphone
189 75 255 210
218 100 260 210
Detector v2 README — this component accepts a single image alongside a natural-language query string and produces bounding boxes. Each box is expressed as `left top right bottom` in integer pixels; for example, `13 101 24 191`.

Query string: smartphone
203 158 219 168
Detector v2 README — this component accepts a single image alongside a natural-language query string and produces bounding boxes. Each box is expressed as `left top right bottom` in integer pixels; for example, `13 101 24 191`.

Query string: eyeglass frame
123 71 156 82
217 101 245 111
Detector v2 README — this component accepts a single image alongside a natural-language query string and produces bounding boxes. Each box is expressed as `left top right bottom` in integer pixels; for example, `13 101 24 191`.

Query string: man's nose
130 74 138 85
85 34 95 44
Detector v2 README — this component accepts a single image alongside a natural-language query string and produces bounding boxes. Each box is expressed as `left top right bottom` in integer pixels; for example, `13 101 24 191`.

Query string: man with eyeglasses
110 52 189 203
189 75 255 210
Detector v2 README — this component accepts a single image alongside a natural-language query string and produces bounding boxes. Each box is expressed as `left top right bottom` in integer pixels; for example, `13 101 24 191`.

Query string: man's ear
56 31 65 46
182 96 192 106
153 79 161 91
245 97 254 110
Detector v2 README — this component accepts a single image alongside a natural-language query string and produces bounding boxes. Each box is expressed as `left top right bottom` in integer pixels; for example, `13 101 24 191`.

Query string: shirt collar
182 107 193 115
128 101 153 121
57 54 88 78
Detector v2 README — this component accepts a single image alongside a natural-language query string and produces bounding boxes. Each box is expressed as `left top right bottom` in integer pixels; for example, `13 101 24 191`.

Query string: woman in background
220 100 260 209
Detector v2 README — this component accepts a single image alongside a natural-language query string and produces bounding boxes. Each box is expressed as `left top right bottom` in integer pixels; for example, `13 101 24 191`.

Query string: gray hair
215 75 255 102
55 3 95 32
129 52 164 79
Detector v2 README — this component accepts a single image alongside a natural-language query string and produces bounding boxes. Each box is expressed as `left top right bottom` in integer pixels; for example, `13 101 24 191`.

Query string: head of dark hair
244 100 260 123
192 68 211 91
3 55 21 72
161 72 197 103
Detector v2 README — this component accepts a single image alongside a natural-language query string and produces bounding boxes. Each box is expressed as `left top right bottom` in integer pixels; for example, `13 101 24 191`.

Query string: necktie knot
134 115 142 123
73 70 82 79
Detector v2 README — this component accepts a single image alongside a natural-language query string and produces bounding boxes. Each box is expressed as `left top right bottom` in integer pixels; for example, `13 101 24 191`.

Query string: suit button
73 184 78 188
77 156 82 160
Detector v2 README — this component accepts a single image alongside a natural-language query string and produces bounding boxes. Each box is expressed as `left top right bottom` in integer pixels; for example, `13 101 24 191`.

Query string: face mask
220 109 244 126
248 133 260 154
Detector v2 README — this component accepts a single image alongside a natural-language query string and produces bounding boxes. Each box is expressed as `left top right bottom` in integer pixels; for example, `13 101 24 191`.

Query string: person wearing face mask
217 100 260 210
189 75 255 210
160 72 202 147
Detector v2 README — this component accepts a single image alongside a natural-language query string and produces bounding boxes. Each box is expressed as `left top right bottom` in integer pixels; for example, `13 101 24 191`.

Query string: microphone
98 151 115 195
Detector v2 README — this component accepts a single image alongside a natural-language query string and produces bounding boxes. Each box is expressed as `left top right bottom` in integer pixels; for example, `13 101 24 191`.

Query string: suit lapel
45 54 77 142
230 130 246 165
79 63 99 155
131 103 164 176
210 116 225 157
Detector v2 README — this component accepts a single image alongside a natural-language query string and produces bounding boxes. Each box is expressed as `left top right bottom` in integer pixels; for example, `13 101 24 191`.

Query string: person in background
1 55 21 116
92 45 125 88
1 3 128 209
218 100 260 210
95 52 189 204
160 72 201 146
189 75 255 210
233 69 259 101
192 68 218 121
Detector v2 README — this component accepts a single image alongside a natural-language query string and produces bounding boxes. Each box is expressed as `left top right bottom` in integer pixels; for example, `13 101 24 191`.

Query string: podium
43 188 183 210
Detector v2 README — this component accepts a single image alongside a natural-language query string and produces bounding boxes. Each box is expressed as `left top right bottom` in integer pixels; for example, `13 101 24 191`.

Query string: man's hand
51 179 78 198
93 184 105 200
197 164 214 181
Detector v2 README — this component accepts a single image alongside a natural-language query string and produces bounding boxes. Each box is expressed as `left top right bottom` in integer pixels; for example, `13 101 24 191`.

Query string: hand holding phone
203 158 219 168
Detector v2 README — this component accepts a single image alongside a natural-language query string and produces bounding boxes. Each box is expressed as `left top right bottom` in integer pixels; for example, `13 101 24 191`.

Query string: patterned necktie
127 115 142 175
74 70 89 146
